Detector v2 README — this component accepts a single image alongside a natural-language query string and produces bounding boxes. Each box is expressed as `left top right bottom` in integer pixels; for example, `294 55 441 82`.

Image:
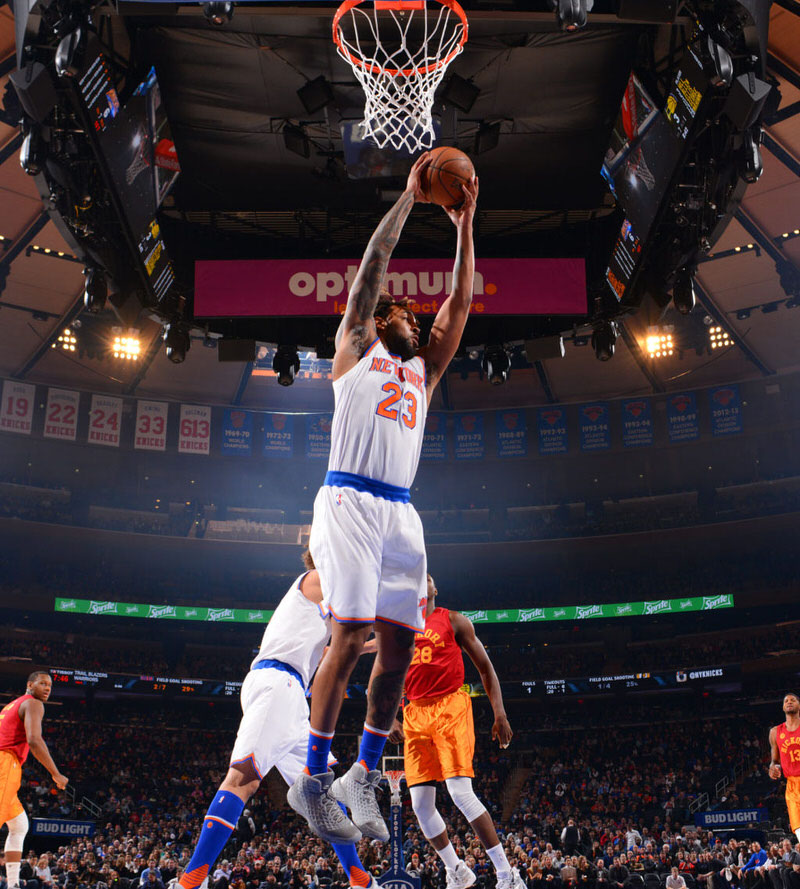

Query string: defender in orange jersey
0 672 68 889
390 575 524 889
769 692 800 843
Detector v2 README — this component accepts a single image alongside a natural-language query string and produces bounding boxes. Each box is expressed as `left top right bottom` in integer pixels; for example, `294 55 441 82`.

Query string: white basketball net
333 0 468 153
385 770 406 803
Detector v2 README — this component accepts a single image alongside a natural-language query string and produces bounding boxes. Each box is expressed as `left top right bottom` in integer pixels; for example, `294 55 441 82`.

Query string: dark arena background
1 1 800 889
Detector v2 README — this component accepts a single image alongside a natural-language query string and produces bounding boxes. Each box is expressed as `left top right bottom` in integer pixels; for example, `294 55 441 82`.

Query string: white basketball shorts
309 481 427 633
229 666 332 786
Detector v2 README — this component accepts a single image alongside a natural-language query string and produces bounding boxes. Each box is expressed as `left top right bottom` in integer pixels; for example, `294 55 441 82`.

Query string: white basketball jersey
327 339 428 490
251 573 330 688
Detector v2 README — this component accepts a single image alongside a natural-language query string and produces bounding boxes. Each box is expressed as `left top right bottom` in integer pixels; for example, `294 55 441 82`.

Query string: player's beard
385 330 416 361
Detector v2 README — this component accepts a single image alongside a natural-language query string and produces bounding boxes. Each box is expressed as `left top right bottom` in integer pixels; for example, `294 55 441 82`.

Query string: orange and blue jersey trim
375 613 425 634
327 605 375 625
324 470 410 503
363 338 381 358
229 752 263 781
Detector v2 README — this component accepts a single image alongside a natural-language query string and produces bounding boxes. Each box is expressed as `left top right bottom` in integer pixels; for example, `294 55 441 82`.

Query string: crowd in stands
3 706 790 889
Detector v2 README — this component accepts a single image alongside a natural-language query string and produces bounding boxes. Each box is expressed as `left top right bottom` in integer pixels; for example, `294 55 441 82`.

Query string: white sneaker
496 868 526 889
287 770 362 844
331 761 389 841
446 861 477 889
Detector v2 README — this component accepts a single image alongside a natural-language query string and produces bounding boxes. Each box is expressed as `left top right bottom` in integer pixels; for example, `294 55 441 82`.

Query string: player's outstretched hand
53 771 69 790
492 714 512 749
444 175 478 228
406 152 432 203
388 719 405 745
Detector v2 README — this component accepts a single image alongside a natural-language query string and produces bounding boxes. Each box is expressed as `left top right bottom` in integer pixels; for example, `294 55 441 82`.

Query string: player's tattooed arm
333 154 431 377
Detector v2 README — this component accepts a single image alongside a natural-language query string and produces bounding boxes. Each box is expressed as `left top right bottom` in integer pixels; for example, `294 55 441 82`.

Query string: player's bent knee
410 785 446 839
4 811 29 851
445 776 487 823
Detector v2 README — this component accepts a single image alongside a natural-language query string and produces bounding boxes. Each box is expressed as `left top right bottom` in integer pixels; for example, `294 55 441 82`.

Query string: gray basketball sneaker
331 761 390 841
287 770 362 844
446 861 477 889
496 868 526 889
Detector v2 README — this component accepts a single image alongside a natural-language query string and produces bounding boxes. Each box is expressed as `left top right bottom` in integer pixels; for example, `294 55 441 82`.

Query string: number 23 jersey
328 338 427 491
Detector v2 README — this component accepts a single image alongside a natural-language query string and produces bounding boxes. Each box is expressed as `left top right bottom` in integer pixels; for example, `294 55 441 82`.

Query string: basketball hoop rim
332 0 469 79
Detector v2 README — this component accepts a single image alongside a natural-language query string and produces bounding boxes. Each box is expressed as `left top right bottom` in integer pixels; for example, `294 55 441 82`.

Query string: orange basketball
421 146 475 208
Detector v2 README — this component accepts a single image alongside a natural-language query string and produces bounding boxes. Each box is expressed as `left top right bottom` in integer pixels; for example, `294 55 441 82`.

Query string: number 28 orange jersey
404 607 464 702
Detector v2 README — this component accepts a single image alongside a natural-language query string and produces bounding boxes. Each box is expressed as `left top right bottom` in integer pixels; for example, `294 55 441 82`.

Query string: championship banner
453 413 485 460
32 818 95 838
88 394 122 447
54 598 274 623
579 403 611 451
621 398 653 448
134 400 168 451
709 385 743 436
221 409 253 456
496 410 527 458
262 413 294 458
43 388 79 441
178 404 211 455
537 407 568 455
305 414 332 459
195 257 587 318
667 392 700 442
694 809 767 828
421 413 447 460
0 380 35 435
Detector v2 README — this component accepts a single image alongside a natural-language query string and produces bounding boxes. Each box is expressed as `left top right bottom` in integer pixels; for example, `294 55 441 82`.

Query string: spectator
562 822 581 857
667 868 688 889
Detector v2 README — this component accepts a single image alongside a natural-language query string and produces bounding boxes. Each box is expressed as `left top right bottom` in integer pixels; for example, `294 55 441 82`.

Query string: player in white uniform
288 154 478 845
177 557 378 889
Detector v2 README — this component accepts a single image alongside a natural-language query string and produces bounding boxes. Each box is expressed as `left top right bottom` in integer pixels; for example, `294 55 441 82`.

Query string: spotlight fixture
736 308 751 321
441 74 480 113
672 268 696 315
52 327 77 352
273 345 300 386
112 330 141 361
591 319 617 361
297 76 334 115
549 0 594 31
760 302 780 314
482 345 510 386
283 123 310 159
708 325 733 350
19 127 46 176
163 322 190 364
203 2 233 25
83 267 107 314
645 328 674 359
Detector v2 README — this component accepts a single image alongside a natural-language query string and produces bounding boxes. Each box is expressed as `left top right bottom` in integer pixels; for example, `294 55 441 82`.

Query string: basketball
421 147 475 208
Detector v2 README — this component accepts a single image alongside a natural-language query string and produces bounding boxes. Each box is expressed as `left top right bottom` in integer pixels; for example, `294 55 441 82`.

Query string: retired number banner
43 388 79 441
0 380 35 435
134 400 168 451
179 404 211 455
88 395 122 447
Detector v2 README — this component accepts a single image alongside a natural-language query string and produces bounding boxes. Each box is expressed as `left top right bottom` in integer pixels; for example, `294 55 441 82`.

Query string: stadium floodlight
645 328 674 359
112 330 141 361
203 2 233 25
591 319 617 361
273 345 300 386
708 325 733 350
482 345 510 386
52 328 77 352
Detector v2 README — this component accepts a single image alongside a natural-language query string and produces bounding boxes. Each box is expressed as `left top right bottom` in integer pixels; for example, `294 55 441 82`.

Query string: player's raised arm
21 698 68 789
333 153 431 380
421 176 478 402
451 610 512 749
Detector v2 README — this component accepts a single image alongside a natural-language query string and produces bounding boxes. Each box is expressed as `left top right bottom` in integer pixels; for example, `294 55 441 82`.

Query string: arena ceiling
0 2 799 413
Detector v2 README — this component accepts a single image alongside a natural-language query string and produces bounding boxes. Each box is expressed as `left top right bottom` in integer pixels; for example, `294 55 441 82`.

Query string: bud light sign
33 819 96 838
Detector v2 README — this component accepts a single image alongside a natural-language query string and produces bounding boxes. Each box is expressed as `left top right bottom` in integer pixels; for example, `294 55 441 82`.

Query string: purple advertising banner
195 258 586 317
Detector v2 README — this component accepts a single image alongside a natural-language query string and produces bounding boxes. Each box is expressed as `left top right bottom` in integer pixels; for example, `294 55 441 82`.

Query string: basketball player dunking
769 693 800 843
288 153 478 844
390 574 524 889
0 673 68 889
177 553 379 889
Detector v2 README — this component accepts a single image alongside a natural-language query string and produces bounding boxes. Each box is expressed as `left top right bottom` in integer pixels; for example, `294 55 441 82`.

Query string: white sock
486 843 511 879
7 862 20 887
437 843 460 870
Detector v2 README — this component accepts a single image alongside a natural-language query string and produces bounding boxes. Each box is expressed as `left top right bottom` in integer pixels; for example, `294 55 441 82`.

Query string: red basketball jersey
404 607 464 702
776 721 800 777
0 694 32 763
